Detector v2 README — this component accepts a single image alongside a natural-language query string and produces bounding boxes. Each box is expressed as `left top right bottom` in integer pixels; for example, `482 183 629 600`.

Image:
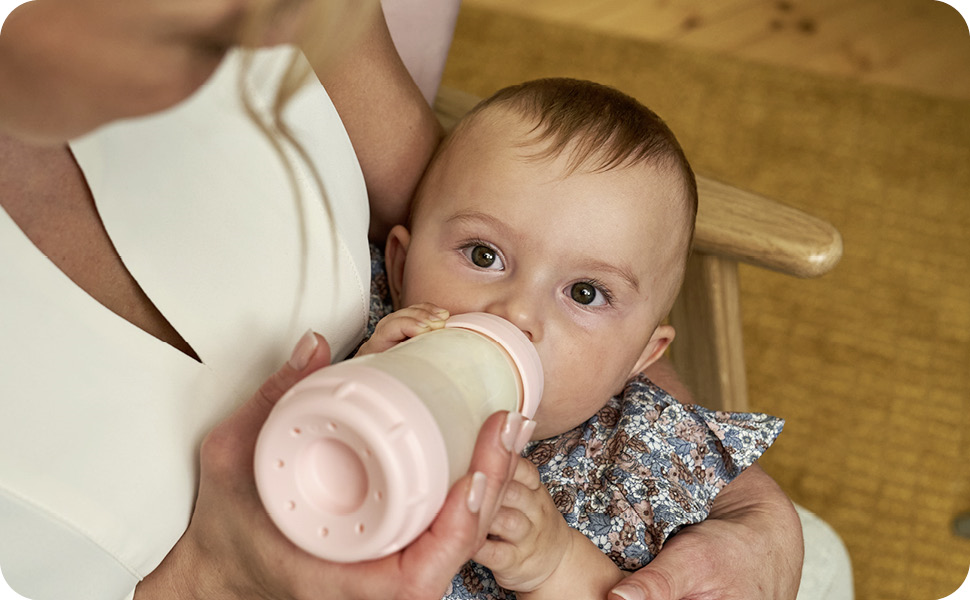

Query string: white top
0 47 371 600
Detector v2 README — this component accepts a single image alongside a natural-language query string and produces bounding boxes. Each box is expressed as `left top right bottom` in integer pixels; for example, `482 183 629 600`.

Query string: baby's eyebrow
445 210 512 236
578 258 641 293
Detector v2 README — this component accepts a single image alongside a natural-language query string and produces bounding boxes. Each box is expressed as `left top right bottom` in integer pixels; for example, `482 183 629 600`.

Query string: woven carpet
440 6 970 600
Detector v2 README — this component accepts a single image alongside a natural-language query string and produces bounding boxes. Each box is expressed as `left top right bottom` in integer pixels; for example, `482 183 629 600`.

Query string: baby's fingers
361 305 450 355
486 501 534 545
399 303 451 331
386 304 449 335
511 455 541 490
474 534 519 575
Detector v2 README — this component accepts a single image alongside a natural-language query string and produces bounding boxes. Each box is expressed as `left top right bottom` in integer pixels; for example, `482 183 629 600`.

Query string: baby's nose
484 294 542 343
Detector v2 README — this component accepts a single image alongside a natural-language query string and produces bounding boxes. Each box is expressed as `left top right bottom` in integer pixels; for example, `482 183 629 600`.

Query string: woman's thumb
199 331 331 479
609 559 684 600
253 330 332 415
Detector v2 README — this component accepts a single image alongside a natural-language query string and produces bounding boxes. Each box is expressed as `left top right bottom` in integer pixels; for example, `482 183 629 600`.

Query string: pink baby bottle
254 312 543 562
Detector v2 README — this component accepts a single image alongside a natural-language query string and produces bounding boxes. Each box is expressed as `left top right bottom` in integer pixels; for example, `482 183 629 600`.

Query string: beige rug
441 6 970 600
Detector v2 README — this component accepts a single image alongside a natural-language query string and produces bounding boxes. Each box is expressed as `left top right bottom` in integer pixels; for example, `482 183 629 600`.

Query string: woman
0 1 802 599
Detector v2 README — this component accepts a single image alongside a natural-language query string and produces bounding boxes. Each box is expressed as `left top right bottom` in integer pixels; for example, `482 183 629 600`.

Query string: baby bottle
254 312 543 563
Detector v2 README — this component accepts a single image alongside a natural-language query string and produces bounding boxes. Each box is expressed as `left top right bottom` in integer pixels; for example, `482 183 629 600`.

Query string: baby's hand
356 303 450 356
473 456 573 593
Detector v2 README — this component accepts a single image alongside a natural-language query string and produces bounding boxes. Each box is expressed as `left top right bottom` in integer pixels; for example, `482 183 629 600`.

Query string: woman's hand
608 464 804 600
136 330 526 600
0 0 316 143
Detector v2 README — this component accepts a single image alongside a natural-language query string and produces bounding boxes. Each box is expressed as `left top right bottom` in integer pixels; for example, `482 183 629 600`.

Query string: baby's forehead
440 107 534 156
428 112 692 225
447 107 679 181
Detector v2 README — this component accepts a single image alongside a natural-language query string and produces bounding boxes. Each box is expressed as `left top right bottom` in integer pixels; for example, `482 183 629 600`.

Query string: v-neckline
0 133 202 363
0 200 206 370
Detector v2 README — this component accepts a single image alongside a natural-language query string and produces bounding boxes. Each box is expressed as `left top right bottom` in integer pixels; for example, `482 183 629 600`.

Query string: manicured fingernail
434 307 450 319
501 412 523 452
515 419 537 454
288 329 318 370
611 585 643 600
466 471 487 513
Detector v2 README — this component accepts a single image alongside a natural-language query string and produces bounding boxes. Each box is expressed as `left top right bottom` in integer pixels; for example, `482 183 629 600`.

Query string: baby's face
391 112 688 439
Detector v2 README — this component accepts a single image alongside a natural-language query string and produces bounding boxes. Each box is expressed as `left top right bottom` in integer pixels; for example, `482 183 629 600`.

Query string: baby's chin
528 412 595 441
528 386 621 441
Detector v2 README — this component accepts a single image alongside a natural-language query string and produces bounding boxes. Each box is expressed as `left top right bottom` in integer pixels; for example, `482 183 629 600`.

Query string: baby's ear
384 225 412 309
629 324 675 378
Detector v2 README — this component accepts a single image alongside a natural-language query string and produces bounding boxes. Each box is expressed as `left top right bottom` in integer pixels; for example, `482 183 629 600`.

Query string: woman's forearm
608 464 803 600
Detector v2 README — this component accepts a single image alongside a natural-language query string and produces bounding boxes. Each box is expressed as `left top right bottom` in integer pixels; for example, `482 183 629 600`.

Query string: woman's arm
315 4 443 241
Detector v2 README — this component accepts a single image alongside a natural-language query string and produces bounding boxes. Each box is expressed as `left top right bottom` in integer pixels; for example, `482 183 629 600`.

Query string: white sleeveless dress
0 47 371 600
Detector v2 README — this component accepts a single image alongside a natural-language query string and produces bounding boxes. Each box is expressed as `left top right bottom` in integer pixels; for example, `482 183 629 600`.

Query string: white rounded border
1 0 29 28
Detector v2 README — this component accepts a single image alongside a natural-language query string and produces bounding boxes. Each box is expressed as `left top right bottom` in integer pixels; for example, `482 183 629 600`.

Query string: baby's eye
463 244 504 270
569 282 609 307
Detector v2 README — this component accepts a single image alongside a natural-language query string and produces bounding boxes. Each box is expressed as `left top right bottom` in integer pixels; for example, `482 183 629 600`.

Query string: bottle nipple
300 436 368 514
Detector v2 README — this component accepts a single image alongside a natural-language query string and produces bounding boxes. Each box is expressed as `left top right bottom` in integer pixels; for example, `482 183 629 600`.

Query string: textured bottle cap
254 363 448 562
444 312 544 420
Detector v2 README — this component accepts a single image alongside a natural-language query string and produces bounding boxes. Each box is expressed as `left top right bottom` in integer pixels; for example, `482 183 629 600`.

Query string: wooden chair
433 87 843 413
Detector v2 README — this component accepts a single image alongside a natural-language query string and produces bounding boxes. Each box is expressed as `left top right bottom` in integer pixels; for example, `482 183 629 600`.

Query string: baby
358 78 782 599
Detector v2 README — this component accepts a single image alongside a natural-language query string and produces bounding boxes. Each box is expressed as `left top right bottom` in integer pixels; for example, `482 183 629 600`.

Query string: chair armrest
433 87 843 279
695 178 843 278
